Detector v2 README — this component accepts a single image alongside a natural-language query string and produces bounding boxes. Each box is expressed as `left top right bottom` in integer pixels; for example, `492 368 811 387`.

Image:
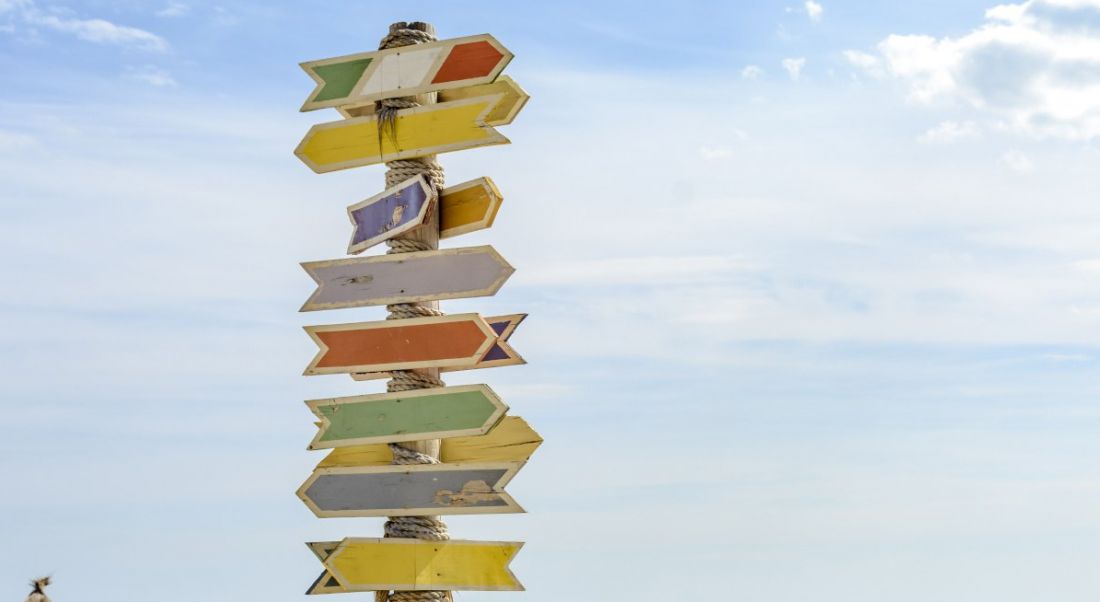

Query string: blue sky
2 1 1099 600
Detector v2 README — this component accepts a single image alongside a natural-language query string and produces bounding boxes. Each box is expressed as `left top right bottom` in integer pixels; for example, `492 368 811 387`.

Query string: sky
1 0 1099 600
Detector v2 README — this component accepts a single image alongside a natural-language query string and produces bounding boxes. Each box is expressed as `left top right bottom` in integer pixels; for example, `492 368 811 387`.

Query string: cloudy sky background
1 0 1099 600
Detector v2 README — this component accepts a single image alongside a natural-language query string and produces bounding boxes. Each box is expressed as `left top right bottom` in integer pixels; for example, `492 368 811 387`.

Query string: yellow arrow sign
319 538 524 592
295 77 528 174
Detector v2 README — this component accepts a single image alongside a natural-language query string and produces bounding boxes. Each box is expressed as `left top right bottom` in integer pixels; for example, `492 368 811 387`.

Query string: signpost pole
375 20 452 602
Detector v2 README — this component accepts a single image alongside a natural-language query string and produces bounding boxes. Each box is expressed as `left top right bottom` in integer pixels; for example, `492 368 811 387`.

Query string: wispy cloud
741 64 764 80
918 120 980 144
155 2 189 18
3 0 167 50
805 0 824 21
845 0 1100 140
782 57 806 80
1001 149 1035 172
124 65 177 87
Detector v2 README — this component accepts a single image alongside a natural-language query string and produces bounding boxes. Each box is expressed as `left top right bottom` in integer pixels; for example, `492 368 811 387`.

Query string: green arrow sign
306 384 507 449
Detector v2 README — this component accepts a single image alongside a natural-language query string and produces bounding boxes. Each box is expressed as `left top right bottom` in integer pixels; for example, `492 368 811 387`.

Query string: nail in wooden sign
298 461 525 518
306 384 507 449
349 314 525 381
300 34 513 111
310 538 524 592
345 175 435 254
301 246 513 311
303 313 499 375
295 77 528 173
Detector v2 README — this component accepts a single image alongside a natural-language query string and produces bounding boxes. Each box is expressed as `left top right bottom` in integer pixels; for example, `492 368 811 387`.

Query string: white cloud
741 64 764 80
782 57 806 80
846 0 1100 139
805 0 824 21
2 0 167 50
125 65 177 86
918 120 980 143
1001 149 1036 172
1073 258 1100 275
155 2 189 17
699 146 735 160
843 49 885 78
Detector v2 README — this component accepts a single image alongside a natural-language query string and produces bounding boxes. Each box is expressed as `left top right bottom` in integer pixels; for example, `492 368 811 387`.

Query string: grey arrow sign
297 462 525 517
299 245 514 311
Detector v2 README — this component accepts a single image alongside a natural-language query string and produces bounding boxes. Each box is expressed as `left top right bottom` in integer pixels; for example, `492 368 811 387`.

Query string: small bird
26 576 51 602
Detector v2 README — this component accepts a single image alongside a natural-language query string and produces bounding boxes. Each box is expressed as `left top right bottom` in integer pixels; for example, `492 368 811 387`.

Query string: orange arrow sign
303 313 499 375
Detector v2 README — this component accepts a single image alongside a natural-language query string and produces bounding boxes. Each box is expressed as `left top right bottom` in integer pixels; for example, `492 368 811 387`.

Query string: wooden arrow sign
295 77 528 174
315 538 524 592
350 313 525 381
300 34 513 111
303 313 498 375
316 415 541 469
439 176 503 240
301 246 513 311
345 175 435 254
298 461 525 518
306 384 507 449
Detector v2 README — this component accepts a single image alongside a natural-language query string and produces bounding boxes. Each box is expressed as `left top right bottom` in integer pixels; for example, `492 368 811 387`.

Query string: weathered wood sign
350 313 525 381
300 34 513 111
317 415 541 468
303 313 501 375
295 77 529 173
307 384 507 449
300 245 514 311
312 538 524 592
345 175 435 254
439 176 503 239
298 461 525 517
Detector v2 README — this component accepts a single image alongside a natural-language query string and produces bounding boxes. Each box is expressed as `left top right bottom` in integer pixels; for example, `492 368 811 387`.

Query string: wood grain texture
439 177 503 239
299 33 513 111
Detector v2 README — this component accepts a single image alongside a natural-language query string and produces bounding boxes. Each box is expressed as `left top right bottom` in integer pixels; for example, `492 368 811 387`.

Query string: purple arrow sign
300 246 514 311
346 175 435 254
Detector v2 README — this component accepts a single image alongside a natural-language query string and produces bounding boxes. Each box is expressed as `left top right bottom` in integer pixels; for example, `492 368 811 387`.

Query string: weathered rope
375 21 452 602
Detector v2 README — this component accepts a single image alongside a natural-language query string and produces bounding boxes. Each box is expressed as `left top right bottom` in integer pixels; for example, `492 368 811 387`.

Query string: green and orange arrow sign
300 34 513 111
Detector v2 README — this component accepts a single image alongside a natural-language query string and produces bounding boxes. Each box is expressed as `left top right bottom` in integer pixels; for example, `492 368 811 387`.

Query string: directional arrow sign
439 177 503 240
306 384 507 449
295 77 528 174
351 314 525 381
301 246 513 311
318 416 543 468
317 538 524 592
298 461 525 518
345 175 435 254
303 313 497 375
300 34 513 111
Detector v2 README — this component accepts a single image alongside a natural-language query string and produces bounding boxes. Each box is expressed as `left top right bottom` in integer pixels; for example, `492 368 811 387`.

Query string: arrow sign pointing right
300 245 514 311
300 34 513 111
320 538 524 592
307 384 507 449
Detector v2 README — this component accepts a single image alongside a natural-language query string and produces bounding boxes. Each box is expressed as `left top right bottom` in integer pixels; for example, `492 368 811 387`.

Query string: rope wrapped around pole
374 20 453 602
